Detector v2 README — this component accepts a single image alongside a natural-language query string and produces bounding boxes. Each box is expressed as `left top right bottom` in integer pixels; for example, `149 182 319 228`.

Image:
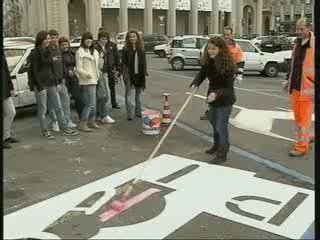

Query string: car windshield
4 49 26 73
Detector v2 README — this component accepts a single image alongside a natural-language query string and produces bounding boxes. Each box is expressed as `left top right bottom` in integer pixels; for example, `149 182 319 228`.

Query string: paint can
142 109 162 135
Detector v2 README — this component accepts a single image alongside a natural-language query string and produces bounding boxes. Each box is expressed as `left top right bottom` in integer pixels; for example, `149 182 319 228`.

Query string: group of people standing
22 28 148 139
3 18 314 163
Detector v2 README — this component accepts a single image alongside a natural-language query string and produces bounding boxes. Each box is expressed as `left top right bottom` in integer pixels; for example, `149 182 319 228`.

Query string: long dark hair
80 32 94 54
125 30 143 49
202 36 235 74
35 30 49 48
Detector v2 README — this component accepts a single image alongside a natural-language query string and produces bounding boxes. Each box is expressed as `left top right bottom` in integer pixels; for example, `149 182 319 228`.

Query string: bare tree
3 0 23 37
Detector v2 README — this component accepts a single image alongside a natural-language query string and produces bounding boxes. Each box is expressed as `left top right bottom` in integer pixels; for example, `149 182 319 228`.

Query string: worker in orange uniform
282 18 315 157
200 26 245 120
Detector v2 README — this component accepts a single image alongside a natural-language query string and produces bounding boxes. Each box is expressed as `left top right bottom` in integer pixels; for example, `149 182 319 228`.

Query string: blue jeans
125 81 142 118
96 73 111 119
34 88 48 131
81 85 96 121
208 105 233 146
46 86 68 129
48 81 73 126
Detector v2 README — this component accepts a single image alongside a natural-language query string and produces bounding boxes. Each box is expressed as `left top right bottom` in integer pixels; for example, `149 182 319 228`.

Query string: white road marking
245 89 283 92
4 154 314 239
186 92 301 142
275 107 292 112
149 69 289 100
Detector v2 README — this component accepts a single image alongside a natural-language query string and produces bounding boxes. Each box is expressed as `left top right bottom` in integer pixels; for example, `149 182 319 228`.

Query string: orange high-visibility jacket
228 41 245 63
288 32 315 97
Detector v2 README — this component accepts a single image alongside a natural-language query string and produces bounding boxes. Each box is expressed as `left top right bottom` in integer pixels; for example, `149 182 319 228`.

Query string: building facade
12 0 314 39
268 0 314 34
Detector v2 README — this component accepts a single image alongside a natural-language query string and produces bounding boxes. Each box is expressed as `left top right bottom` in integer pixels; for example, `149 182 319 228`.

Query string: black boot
205 144 219 154
209 145 230 164
200 110 209 120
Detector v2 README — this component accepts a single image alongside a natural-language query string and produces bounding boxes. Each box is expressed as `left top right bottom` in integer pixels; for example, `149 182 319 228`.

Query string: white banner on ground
4 154 314 239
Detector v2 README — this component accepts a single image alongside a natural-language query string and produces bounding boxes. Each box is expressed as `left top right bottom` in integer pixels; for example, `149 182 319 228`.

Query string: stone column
256 0 263 35
238 0 243 36
144 0 153 34
85 0 101 37
210 0 219 34
190 0 198 34
219 11 225 33
60 0 69 37
270 11 275 31
300 3 305 18
119 0 128 32
280 2 285 22
167 0 176 37
290 2 295 21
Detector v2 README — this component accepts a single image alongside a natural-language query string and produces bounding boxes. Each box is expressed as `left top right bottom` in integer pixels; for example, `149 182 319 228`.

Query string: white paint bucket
142 109 162 135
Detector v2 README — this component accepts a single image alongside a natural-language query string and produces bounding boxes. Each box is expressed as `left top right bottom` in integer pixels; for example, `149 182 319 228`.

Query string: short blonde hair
296 18 311 28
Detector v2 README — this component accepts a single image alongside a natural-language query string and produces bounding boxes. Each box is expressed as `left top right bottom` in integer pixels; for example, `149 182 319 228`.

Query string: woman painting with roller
190 36 236 164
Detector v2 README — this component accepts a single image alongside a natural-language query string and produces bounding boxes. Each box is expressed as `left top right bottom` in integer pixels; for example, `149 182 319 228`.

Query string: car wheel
263 63 279 77
159 50 166 58
171 58 184 70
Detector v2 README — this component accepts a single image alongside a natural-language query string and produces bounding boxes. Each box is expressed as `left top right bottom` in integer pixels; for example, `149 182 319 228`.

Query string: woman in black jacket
190 36 236 164
59 37 84 119
31 31 77 139
121 30 148 120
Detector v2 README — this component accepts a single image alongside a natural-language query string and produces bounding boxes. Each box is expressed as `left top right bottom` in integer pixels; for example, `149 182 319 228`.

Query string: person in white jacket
75 32 101 132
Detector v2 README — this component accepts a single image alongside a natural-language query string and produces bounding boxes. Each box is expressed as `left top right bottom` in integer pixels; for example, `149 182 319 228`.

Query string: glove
235 75 243 84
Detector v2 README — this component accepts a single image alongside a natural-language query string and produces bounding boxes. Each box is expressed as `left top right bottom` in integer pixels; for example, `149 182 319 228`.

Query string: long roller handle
131 87 198 185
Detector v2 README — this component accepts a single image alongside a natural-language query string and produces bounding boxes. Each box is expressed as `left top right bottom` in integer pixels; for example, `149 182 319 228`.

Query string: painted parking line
4 155 315 239
186 92 296 142
149 69 290 100
244 89 283 92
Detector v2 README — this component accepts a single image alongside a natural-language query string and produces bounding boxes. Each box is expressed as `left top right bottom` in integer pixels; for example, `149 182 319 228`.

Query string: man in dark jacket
93 30 116 124
2 55 19 149
94 30 121 109
48 29 77 130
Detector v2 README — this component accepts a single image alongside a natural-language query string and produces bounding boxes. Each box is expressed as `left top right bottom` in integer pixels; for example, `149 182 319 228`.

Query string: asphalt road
3 54 315 239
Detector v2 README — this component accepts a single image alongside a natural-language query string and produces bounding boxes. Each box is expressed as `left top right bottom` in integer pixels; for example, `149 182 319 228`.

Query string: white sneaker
101 115 115 124
67 122 77 128
51 122 60 132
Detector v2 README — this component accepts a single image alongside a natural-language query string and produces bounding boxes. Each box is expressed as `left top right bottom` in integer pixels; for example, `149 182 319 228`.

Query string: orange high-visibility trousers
291 90 313 153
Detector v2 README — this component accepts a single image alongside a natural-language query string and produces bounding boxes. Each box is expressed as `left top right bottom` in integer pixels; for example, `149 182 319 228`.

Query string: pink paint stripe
99 188 161 222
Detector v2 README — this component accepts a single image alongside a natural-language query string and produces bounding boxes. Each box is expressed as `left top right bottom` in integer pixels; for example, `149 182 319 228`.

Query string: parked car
199 39 288 77
4 42 36 108
252 36 292 52
260 37 292 53
241 33 259 40
153 40 172 57
4 37 35 44
167 35 209 70
143 34 169 52
115 32 127 45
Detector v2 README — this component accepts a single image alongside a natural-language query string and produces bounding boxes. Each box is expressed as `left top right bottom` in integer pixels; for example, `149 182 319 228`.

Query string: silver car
199 39 287 77
167 35 209 70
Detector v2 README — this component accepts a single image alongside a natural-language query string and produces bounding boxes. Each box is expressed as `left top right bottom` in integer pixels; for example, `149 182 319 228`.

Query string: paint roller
108 87 199 211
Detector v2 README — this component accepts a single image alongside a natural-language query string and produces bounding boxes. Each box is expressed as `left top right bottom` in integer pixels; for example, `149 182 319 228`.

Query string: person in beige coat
75 32 102 132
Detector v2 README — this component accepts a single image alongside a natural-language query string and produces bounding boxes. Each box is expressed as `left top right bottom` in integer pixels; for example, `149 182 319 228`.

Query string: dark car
143 34 169 52
259 36 292 53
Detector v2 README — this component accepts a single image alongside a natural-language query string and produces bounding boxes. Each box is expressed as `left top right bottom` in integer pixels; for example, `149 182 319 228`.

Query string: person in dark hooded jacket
59 36 84 119
2 55 19 148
